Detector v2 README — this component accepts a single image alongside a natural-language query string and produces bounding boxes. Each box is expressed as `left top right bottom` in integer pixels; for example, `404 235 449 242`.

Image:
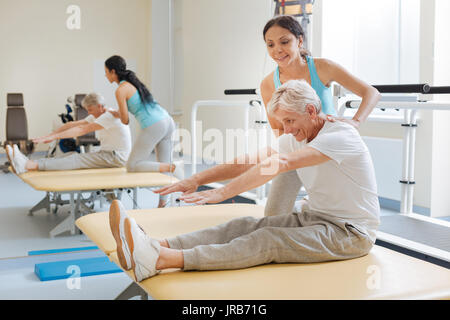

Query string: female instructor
260 15 380 216
105 55 183 207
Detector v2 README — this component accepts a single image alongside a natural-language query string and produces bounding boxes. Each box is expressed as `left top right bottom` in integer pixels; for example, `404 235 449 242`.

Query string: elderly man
108 80 380 282
6 93 131 174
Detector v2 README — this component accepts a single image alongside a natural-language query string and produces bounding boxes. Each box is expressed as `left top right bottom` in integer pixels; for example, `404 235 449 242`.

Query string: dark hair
263 15 310 59
105 55 154 104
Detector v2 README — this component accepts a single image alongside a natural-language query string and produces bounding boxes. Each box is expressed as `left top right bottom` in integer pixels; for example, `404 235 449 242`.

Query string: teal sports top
273 56 336 115
120 80 169 129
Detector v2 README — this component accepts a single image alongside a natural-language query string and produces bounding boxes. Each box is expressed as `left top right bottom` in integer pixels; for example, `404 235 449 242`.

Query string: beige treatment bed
76 203 450 300
17 167 177 237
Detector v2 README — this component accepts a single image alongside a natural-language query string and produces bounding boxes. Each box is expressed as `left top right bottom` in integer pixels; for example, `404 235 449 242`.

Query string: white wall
399 0 420 83
151 0 174 113
321 0 402 84
173 0 275 161
321 0 420 85
0 0 152 151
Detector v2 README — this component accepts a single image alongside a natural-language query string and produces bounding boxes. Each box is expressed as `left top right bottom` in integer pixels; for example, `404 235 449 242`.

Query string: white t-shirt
274 121 380 233
85 110 132 156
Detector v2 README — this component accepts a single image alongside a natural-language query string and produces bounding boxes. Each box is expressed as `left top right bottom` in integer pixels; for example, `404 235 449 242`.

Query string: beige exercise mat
76 203 264 254
18 167 178 191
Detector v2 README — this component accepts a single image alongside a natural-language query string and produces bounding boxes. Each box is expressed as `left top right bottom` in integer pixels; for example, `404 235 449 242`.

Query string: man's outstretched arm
33 122 103 144
155 146 276 196
179 147 330 205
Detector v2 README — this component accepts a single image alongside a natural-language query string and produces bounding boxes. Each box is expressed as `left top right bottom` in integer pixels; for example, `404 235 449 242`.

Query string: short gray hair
267 80 322 116
81 92 105 108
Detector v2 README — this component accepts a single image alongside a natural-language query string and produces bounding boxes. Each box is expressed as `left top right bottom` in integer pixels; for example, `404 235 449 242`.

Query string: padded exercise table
75 204 450 300
17 167 178 237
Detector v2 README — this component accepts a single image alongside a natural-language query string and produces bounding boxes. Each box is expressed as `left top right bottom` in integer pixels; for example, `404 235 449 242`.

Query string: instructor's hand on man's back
108 110 121 119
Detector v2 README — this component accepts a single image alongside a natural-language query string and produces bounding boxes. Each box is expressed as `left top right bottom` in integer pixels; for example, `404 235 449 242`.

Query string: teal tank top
120 81 169 129
273 56 336 115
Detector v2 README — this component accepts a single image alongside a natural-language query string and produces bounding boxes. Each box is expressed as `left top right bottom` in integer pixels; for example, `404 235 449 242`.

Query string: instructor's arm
113 87 130 125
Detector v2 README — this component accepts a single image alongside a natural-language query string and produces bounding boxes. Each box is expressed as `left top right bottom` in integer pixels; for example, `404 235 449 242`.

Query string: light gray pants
167 209 374 271
265 170 303 216
126 117 175 172
37 150 127 171
127 117 175 201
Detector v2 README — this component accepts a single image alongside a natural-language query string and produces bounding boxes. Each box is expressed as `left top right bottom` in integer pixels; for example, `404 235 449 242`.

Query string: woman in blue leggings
105 55 183 207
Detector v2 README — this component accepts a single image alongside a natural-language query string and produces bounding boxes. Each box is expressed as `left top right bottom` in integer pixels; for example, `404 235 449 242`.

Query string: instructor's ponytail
105 55 154 105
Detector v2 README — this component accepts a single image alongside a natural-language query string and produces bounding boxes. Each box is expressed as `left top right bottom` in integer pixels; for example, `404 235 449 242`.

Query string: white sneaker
5 145 15 173
13 144 29 163
172 160 184 181
109 200 132 270
5 144 27 174
125 217 161 282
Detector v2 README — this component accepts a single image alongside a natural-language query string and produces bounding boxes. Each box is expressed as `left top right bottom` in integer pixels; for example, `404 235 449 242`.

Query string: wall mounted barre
224 83 434 96
342 84 450 215
224 89 258 95
428 86 450 94
371 83 431 94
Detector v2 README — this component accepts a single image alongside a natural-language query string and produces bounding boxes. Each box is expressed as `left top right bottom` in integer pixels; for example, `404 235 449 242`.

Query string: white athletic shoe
13 144 29 163
172 160 185 181
125 217 161 282
5 145 14 172
5 144 27 174
109 200 132 270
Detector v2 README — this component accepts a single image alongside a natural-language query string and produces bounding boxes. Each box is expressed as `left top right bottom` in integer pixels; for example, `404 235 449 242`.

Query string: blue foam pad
28 246 99 256
34 257 122 281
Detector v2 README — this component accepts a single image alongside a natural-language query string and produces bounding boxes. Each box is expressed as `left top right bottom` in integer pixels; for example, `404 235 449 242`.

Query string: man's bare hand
178 187 228 205
32 135 55 144
154 178 199 196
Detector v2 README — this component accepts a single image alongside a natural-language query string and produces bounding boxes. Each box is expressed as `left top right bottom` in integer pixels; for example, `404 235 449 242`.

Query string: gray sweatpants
126 117 175 172
126 116 175 201
37 150 127 171
167 209 374 271
265 170 302 216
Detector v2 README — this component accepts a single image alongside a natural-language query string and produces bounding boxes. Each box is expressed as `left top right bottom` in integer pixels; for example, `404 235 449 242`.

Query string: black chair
1 93 35 172
73 94 100 152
